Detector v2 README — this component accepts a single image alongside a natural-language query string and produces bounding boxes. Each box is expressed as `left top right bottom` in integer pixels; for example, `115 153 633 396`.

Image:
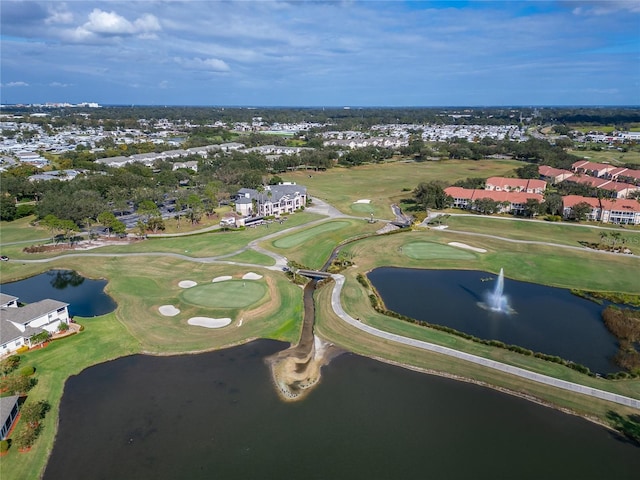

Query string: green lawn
284 159 522 218
268 218 381 269
181 280 267 308
272 220 351 248
403 241 477 260
0 216 50 244
442 215 640 253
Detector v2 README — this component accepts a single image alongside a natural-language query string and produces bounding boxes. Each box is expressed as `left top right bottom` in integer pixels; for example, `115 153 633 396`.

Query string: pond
367 268 620 374
43 340 639 479
0 269 117 317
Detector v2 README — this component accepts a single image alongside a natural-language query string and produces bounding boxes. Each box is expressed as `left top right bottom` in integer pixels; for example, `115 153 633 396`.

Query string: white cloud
66 8 161 41
174 57 230 72
2 81 29 87
49 82 72 87
46 4 74 25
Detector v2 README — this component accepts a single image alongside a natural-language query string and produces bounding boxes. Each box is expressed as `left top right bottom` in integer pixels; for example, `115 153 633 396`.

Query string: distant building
445 187 543 215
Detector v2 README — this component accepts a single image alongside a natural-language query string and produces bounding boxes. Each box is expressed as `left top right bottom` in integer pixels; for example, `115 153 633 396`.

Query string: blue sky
1 1 638 106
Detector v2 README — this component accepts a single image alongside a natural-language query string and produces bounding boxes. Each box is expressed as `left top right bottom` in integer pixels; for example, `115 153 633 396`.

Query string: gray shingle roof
0 293 18 306
0 299 69 325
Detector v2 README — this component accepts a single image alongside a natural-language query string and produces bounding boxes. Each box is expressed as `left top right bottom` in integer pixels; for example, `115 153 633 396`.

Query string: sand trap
188 317 232 328
242 272 262 280
448 242 487 253
431 225 449 230
159 305 180 316
354 199 371 204
212 275 233 283
178 280 197 288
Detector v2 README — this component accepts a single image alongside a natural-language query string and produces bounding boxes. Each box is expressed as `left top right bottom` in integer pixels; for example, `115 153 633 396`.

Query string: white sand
188 317 232 328
448 242 487 253
159 305 180 316
212 275 233 283
178 280 197 288
354 199 371 204
242 272 262 280
431 225 449 230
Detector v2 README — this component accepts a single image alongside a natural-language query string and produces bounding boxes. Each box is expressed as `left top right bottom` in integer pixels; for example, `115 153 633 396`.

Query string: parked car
0 256 9 261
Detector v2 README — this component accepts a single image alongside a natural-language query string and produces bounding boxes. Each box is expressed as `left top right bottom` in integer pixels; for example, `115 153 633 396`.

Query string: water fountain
483 268 511 313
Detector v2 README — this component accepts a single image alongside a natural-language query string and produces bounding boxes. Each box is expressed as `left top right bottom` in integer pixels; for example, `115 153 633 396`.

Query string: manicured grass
350 202 374 214
344 230 640 293
272 220 351 248
403 241 476 260
221 249 275 266
285 159 522 218
0 216 50 244
268 218 380 269
181 280 267 308
442 215 640 253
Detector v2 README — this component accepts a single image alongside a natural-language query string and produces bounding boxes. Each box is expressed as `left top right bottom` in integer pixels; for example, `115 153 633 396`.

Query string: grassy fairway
0 312 141 480
181 280 267 308
268 218 380 269
0 216 50 244
403 241 476 260
284 159 521 218
443 215 640 251
344 230 640 293
569 148 640 166
273 220 351 248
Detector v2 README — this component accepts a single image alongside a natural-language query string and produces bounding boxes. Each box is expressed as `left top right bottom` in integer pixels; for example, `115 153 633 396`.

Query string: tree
543 192 563 216
516 163 539 179
413 182 451 210
41 214 61 243
524 198 542 218
185 194 203 225
97 211 117 236
0 195 17 221
473 198 499 214
570 202 593 221
20 401 50 429
58 219 79 244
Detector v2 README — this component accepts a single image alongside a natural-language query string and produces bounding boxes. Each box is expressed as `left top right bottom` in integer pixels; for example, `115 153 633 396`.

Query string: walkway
329 274 640 409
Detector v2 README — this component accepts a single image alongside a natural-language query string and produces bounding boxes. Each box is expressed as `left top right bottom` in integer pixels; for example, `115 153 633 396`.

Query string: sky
1 1 639 106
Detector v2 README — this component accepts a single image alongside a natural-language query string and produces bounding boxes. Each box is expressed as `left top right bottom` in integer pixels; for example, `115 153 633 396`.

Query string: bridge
296 269 332 279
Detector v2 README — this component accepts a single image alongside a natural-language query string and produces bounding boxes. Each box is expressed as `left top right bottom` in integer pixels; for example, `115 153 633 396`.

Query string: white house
234 183 307 217
0 293 70 356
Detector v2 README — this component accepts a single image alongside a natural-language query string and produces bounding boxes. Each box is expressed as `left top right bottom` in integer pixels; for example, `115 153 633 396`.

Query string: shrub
15 346 29 354
58 322 70 333
14 423 42 450
0 355 21 375
545 215 562 222
19 366 35 377
0 439 9 453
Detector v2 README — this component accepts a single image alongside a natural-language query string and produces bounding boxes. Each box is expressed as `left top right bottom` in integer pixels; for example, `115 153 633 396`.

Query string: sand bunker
159 305 180 316
212 275 232 283
187 317 232 328
448 242 487 253
242 272 263 280
178 280 197 288
354 199 371 204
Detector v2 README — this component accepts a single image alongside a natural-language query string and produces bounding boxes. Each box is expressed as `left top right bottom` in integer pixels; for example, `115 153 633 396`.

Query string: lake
367 268 620 374
0 269 116 317
44 340 639 479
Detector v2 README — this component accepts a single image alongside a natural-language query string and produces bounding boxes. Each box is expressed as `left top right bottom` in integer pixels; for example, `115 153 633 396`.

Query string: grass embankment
0 216 50 244
267 218 381 269
441 215 640 253
285 159 521 218
0 312 141 480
